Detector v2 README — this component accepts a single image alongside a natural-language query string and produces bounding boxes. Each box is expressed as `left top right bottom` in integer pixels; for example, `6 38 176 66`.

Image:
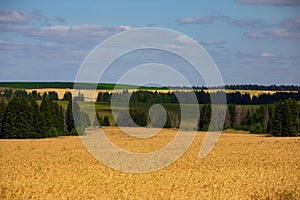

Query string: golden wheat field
1 127 300 200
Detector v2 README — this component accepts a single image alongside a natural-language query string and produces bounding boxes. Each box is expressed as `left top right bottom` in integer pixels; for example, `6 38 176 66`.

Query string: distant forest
0 82 299 91
1 88 299 105
0 88 299 138
97 90 300 105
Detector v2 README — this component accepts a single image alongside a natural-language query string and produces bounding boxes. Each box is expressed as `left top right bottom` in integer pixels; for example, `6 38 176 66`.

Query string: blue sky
0 0 299 85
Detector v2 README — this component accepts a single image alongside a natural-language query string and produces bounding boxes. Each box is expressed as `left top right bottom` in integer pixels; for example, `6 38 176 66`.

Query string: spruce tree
198 104 211 131
103 116 110 126
228 104 236 128
28 98 43 138
62 91 72 101
66 100 75 132
40 98 54 136
163 113 172 128
270 102 283 136
2 97 32 138
0 100 7 137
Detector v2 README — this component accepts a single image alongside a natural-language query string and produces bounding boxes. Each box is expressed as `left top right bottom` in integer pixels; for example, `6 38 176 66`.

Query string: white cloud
237 51 278 59
173 35 194 44
178 15 265 29
260 52 276 57
1 24 133 46
177 16 215 25
243 16 300 39
0 9 64 25
0 41 39 50
267 28 300 39
0 10 42 24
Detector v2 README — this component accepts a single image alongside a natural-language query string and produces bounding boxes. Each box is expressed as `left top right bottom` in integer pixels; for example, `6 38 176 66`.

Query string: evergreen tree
74 92 85 101
40 98 54 136
163 112 172 128
198 104 211 131
72 100 82 127
103 116 110 126
2 97 33 138
65 100 88 134
30 90 41 100
0 100 7 137
62 91 72 101
28 98 43 138
3 89 13 99
130 109 148 127
48 91 59 101
65 100 75 132
228 104 236 128
281 100 294 136
270 102 283 136
52 102 64 135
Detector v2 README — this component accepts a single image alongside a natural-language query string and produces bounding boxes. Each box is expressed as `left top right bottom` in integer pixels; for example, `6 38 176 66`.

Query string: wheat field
1 128 299 199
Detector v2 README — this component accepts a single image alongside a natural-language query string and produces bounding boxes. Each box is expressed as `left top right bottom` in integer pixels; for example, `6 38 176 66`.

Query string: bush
69 127 85 136
48 127 58 137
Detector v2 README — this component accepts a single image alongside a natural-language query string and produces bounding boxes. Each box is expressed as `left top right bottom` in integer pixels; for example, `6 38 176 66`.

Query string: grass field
1 128 299 199
55 101 258 128
0 82 146 90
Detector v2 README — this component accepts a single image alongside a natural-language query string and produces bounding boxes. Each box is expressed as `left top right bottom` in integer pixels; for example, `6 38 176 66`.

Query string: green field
55 101 259 128
0 82 167 90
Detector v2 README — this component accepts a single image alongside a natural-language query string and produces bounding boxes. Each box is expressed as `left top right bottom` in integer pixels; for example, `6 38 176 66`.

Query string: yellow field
1 128 299 199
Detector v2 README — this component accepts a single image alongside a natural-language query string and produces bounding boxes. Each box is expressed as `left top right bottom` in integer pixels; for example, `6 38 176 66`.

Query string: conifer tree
62 91 72 101
40 98 54 136
103 116 110 126
0 100 7 137
270 102 283 136
2 97 32 138
66 100 75 132
198 104 211 131
228 104 236 128
28 98 43 138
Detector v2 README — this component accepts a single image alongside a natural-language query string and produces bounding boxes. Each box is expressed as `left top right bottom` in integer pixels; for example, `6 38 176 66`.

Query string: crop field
1 128 299 199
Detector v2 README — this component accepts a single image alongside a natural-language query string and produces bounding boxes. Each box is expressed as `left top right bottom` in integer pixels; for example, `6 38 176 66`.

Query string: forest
0 82 299 91
0 94 90 139
0 89 299 138
97 89 300 104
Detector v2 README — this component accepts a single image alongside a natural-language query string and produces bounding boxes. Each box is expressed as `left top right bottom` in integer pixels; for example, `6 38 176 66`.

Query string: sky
0 0 300 86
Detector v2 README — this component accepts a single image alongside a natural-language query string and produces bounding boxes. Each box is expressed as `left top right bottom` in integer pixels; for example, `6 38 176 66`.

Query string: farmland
1 128 299 199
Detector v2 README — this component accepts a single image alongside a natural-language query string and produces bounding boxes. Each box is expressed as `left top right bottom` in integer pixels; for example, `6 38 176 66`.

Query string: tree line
99 99 299 137
0 97 90 139
1 82 299 91
192 84 300 91
2 89 299 105
223 99 300 136
0 89 299 138
97 90 300 105
0 89 83 102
